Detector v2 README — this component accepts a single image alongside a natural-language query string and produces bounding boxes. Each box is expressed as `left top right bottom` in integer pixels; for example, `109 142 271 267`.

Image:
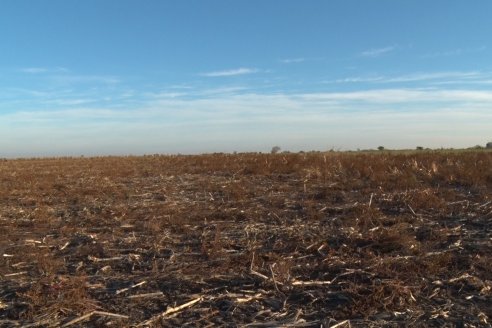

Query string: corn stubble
0 152 491 327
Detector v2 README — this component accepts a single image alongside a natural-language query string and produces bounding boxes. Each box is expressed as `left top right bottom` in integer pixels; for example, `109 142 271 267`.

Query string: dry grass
0 151 491 327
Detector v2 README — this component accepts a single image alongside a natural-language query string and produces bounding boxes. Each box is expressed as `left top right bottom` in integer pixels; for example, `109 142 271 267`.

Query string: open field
1 152 491 327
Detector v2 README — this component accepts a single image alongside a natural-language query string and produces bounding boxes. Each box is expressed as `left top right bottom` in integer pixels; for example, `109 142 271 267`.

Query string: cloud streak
330 71 489 85
200 67 259 77
360 46 396 57
20 67 69 74
48 74 120 85
421 46 487 59
280 58 305 64
20 67 49 74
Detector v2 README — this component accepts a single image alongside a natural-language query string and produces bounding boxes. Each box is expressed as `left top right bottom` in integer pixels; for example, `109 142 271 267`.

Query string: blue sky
1 1 492 157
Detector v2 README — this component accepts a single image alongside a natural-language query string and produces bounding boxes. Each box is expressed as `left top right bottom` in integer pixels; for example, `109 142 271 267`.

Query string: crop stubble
0 152 491 327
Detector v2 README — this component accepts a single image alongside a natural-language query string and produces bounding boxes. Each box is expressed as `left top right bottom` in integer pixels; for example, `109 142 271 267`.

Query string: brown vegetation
1 151 491 327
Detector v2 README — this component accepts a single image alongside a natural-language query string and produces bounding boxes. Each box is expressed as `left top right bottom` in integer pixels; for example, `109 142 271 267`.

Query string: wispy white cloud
144 86 249 99
18 66 118 85
198 86 249 96
20 67 49 74
421 46 487 59
383 71 482 83
169 85 193 89
432 79 492 86
328 71 488 85
6 65 492 155
360 46 396 58
146 91 189 99
43 98 96 106
49 74 120 84
296 89 492 103
2 87 492 156
20 67 69 74
328 76 385 84
0 88 51 98
280 58 305 64
200 67 259 77
5 88 492 122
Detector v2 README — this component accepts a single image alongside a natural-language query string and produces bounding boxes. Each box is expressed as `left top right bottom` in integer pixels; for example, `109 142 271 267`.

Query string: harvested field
0 152 491 327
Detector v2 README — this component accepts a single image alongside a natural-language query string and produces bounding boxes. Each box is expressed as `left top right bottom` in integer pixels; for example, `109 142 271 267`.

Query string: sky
1 0 492 157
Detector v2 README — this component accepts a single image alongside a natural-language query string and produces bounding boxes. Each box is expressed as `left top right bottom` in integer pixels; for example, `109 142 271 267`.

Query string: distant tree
416 146 424 151
271 146 281 154
377 146 385 151
487 142 492 149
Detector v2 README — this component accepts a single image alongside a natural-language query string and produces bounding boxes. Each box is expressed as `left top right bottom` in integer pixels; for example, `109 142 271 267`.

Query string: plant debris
1 152 491 327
